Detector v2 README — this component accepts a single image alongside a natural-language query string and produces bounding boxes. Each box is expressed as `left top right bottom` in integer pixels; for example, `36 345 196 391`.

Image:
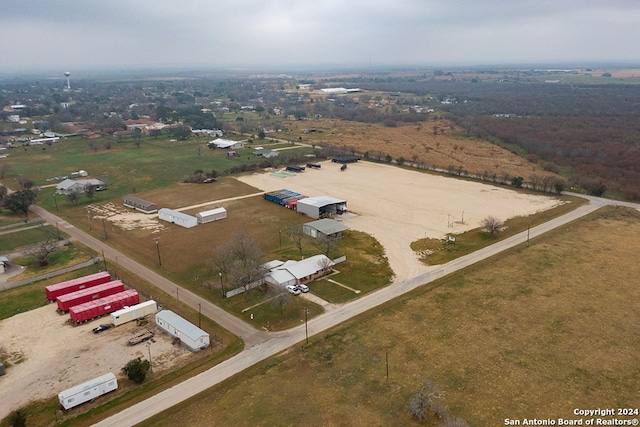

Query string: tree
7 410 26 427
3 189 36 217
0 185 7 202
23 232 58 266
228 230 265 294
313 234 341 258
17 176 35 190
409 379 447 421
172 125 191 141
285 224 305 256
267 284 292 314
480 216 504 237
258 130 266 139
84 183 96 202
0 162 11 179
511 176 524 188
122 357 151 384
67 191 80 206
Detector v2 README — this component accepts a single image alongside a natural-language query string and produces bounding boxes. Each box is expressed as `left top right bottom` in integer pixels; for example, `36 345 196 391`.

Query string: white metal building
196 207 227 224
110 300 157 326
296 196 347 219
55 179 107 195
303 218 349 239
158 208 198 228
58 372 118 410
208 138 245 150
155 310 210 351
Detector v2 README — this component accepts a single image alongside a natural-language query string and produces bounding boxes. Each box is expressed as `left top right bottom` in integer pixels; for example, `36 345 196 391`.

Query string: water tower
64 71 71 90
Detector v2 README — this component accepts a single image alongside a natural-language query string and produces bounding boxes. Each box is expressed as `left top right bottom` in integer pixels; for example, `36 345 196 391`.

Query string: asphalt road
27 193 631 427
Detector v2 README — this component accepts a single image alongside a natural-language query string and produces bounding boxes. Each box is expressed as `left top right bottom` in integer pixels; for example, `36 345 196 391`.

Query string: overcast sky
2 0 639 74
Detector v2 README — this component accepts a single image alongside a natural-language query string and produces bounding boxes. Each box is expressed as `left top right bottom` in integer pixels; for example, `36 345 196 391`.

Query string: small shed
155 310 210 351
303 218 349 239
158 208 198 228
0 256 9 274
123 195 158 214
296 196 347 219
196 207 227 224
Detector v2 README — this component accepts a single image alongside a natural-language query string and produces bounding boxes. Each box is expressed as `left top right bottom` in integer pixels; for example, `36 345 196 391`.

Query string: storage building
158 208 198 228
56 280 125 312
123 195 158 214
45 271 112 301
303 218 350 239
296 196 347 219
207 138 245 150
110 300 158 326
58 372 118 410
155 310 210 351
69 290 140 323
196 207 227 224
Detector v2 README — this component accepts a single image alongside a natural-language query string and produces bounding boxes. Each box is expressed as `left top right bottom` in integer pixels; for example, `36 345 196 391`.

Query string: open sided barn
296 196 347 219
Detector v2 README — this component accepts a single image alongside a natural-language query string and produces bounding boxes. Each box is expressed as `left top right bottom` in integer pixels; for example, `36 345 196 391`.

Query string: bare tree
286 224 305 256
23 232 58 267
313 234 342 258
0 163 11 179
266 284 292 315
84 183 96 202
480 216 504 237
67 192 80 205
222 230 266 296
409 379 448 421
0 184 7 202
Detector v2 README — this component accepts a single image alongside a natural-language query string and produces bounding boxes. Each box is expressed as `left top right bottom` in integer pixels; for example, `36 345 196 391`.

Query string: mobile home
58 372 118 410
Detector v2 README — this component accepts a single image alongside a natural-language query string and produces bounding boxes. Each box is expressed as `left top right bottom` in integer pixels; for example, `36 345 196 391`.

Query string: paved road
89 194 633 427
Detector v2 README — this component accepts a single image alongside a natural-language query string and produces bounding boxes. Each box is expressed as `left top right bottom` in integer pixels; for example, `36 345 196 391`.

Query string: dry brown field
142 206 640 427
284 119 555 180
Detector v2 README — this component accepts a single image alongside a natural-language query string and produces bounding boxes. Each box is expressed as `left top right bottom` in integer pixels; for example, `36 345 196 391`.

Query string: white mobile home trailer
158 208 198 228
110 300 157 326
58 372 118 410
155 310 210 351
196 207 227 224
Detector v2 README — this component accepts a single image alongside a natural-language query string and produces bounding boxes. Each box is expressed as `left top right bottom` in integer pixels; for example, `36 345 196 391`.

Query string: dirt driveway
0 305 196 419
237 161 563 281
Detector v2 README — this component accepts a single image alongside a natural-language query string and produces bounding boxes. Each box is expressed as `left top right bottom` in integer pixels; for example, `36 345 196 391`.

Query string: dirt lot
237 161 563 281
0 304 196 419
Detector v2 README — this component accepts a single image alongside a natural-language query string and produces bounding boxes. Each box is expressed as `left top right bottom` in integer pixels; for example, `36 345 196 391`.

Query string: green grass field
135 206 640 427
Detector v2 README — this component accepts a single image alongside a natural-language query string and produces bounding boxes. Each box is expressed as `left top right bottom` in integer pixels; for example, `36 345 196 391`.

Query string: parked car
296 284 309 293
92 324 112 334
286 285 301 296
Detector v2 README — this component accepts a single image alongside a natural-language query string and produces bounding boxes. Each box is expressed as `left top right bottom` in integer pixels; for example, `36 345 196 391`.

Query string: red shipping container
56 280 125 312
69 290 139 323
45 272 112 301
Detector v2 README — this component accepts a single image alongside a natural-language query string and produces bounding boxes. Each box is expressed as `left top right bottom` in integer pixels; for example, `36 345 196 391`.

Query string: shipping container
56 280 125 312
58 372 117 410
70 290 140 323
110 300 158 326
45 272 112 301
196 207 227 224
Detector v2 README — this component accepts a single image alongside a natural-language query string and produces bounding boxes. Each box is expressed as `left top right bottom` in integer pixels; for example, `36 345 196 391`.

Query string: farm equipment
127 330 154 346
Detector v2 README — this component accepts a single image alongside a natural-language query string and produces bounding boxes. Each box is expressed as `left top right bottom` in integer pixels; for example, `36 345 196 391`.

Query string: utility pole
219 271 224 298
527 221 531 247
198 302 201 328
154 237 161 266
304 307 309 344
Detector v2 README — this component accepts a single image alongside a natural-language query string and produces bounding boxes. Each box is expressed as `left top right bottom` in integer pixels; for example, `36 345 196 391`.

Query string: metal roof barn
58 372 117 410
196 207 227 224
296 196 347 219
303 218 350 239
155 310 210 351
264 254 334 287
158 208 198 228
